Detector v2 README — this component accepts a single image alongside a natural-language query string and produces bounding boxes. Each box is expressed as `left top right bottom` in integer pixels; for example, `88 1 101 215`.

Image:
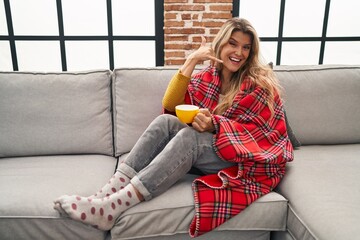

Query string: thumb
200 36 207 47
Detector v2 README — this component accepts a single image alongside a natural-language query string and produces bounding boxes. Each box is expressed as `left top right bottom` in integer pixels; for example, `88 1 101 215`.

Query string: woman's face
219 31 252 80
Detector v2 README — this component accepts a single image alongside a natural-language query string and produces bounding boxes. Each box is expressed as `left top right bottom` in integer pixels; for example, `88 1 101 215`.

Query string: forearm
162 71 190 112
180 56 199 78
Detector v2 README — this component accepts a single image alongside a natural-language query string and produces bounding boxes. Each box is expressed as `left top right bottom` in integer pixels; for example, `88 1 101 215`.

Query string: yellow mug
175 104 200 124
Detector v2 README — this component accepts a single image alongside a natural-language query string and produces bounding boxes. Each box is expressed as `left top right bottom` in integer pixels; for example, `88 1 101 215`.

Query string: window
233 0 360 65
0 0 164 71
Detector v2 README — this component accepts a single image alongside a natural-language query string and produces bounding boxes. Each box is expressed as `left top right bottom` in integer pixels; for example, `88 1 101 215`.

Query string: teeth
229 57 240 62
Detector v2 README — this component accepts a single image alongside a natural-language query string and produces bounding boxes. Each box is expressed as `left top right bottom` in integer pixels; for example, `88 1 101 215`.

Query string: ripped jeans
118 114 236 201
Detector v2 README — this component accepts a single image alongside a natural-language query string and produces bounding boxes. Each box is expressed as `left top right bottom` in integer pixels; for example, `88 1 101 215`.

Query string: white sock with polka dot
89 171 131 199
54 184 140 230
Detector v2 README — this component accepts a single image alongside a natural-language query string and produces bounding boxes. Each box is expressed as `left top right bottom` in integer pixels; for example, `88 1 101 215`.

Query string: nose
235 48 242 56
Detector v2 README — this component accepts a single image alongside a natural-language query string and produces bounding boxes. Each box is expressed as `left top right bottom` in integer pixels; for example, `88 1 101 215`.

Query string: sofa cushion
0 70 113 157
274 65 360 145
275 144 360 240
0 154 117 240
113 67 178 156
112 154 288 239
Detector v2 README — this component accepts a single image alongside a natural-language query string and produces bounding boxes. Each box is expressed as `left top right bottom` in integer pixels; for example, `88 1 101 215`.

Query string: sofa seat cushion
275 144 360 240
112 154 288 239
0 155 117 240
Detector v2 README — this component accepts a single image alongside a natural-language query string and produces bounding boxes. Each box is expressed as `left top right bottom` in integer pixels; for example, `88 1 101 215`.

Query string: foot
89 171 130 199
53 202 69 217
54 185 140 230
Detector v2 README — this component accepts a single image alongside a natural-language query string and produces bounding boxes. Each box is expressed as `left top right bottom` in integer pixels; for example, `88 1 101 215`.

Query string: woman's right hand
180 36 223 77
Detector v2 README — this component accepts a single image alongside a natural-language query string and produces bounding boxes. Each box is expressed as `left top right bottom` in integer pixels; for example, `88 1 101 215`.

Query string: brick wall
164 0 233 66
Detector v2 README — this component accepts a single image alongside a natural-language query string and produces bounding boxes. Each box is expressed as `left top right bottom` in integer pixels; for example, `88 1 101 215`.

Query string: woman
54 18 293 237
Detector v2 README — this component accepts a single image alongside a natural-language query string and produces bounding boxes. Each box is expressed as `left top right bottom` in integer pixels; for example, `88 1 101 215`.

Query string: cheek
219 52 227 61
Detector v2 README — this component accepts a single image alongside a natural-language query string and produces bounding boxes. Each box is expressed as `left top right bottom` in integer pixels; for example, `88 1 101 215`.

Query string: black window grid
232 0 360 65
1 0 164 71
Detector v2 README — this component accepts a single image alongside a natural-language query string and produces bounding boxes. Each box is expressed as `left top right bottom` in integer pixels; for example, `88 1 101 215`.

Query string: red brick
165 43 193 50
164 4 205 11
192 36 215 43
193 21 225 28
194 0 232 3
164 21 185 27
165 51 186 58
165 35 189 42
210 5 232 11
164 0 188 3
210 28 221 35
181 13 192 20
203 12 232 19
164 28 205 35
164 13 177 20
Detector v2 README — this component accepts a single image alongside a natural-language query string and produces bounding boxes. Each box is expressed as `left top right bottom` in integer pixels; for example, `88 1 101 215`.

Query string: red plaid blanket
185 66 294 237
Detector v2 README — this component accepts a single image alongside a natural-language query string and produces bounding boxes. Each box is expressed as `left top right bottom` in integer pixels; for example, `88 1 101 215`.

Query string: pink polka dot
108 215 113 221
117 199 122 205
81 213 86 220
71 203 77 210
91 207 96 214
126 201 130 206
120 177 125 182
120 186 124 189
87 198 92 202
76 196 81 201
100 208 104 216
111 187 116 193
111 202 116 210
127 191 132 198
106 193 110 197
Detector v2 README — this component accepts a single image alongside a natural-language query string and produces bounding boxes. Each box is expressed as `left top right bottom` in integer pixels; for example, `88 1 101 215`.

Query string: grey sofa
0 65 359 240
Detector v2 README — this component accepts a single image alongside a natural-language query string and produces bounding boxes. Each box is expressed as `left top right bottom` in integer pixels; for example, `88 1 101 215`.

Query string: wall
164 0 233 66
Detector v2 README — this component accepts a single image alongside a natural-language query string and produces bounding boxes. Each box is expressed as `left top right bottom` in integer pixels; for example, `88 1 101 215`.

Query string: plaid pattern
185 66 294 237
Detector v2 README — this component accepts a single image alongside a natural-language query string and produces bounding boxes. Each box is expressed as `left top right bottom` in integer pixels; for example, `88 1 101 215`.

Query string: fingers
192 110 214 132
201 36 207 47
199 108 211 117
209 57 223 67
198 37 223 65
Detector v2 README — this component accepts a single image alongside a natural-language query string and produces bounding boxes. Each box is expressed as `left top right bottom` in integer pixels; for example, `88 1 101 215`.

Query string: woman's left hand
192 108 215 133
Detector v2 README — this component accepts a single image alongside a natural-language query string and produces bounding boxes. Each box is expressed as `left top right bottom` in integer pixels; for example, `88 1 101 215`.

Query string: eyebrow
229 37 252 46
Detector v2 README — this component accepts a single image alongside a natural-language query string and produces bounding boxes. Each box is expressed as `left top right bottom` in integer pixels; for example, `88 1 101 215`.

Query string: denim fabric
118 114 236 200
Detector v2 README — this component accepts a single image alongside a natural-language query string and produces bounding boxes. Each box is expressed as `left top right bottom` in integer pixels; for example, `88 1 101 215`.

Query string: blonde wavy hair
212 18 282 116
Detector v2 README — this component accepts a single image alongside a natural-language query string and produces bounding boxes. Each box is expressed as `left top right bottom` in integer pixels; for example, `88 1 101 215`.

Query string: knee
177 126 197 139
149 114 184 132
153 114 178 126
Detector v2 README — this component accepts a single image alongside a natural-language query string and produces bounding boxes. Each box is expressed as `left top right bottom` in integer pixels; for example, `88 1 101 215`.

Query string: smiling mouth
229 57 241 63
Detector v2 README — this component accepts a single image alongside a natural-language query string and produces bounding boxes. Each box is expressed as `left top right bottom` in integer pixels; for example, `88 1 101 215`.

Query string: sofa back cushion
275 65 360 145
0 70 114 157
113 68 177 156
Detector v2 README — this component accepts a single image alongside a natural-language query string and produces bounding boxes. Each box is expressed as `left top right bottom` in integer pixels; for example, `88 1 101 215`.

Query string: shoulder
192 66 217 82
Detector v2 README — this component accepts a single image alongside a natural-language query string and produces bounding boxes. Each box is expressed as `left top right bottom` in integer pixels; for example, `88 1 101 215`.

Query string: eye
229 40 236 46
243 45 251 51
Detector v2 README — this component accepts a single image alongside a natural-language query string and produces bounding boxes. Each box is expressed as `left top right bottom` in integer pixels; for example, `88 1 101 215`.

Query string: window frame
232 0 360 65
1 0 164 71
